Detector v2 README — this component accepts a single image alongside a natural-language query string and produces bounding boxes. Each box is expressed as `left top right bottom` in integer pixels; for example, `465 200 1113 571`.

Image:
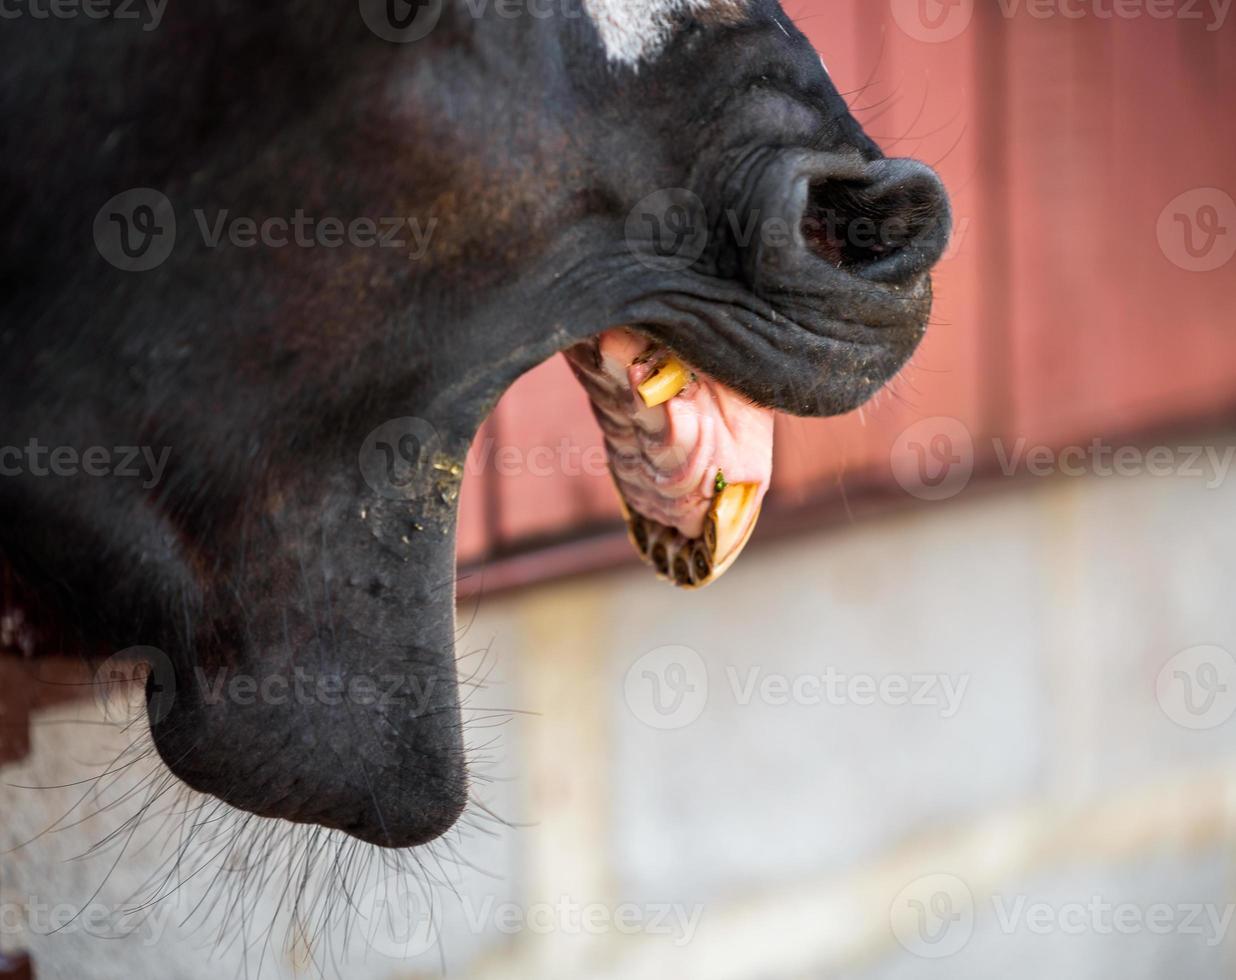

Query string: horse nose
741 151 952 289
800 157 952 284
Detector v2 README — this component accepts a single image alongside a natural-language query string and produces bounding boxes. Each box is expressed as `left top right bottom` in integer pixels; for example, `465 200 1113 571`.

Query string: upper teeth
636 355 691 408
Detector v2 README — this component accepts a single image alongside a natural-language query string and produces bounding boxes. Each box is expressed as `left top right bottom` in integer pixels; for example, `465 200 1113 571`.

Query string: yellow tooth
636 356 691 408
707 483 762 566
616 483 764 591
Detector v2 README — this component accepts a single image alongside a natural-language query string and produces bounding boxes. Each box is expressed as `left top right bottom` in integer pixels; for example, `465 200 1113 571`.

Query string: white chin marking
585 0 746 68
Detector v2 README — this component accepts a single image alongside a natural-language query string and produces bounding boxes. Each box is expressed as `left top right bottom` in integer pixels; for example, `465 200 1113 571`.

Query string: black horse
0 0 950 848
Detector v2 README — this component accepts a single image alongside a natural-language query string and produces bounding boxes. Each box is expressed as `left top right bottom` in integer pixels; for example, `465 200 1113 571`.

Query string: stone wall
3 460 1235 978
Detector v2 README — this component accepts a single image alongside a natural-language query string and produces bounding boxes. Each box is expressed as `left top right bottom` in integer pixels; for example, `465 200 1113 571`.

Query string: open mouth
565 328 774 589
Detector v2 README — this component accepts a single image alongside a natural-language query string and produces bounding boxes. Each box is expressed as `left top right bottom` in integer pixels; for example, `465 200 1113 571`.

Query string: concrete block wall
3 457 1235 978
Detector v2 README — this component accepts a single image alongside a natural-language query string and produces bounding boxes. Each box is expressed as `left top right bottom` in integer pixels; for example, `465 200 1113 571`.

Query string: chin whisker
7 669 515 977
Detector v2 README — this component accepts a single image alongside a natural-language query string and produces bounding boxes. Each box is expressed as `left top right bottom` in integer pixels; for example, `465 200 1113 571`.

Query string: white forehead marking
584 0 746 68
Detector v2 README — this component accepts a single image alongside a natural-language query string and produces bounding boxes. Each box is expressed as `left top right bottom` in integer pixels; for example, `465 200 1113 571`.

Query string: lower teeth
624 482 761 590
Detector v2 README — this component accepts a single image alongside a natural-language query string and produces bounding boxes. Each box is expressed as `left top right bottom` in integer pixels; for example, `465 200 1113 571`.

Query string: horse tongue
565 328 774 589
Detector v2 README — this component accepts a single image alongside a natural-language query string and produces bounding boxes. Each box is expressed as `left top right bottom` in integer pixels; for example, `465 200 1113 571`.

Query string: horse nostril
739 151 951 292
800 158 951 284
801 179 904 267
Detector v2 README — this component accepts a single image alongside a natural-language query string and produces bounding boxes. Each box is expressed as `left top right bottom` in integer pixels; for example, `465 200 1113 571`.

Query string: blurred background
3 0 1236 977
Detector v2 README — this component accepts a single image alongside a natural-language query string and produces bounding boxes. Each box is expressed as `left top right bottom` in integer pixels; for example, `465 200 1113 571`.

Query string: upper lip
610 255 932 404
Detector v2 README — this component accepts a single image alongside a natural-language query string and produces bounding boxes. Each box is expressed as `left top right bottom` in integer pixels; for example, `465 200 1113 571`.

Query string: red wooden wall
458 0 1236 577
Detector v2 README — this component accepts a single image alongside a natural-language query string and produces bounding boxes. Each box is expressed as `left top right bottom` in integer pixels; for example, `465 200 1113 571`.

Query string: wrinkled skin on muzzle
0 0 950 846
